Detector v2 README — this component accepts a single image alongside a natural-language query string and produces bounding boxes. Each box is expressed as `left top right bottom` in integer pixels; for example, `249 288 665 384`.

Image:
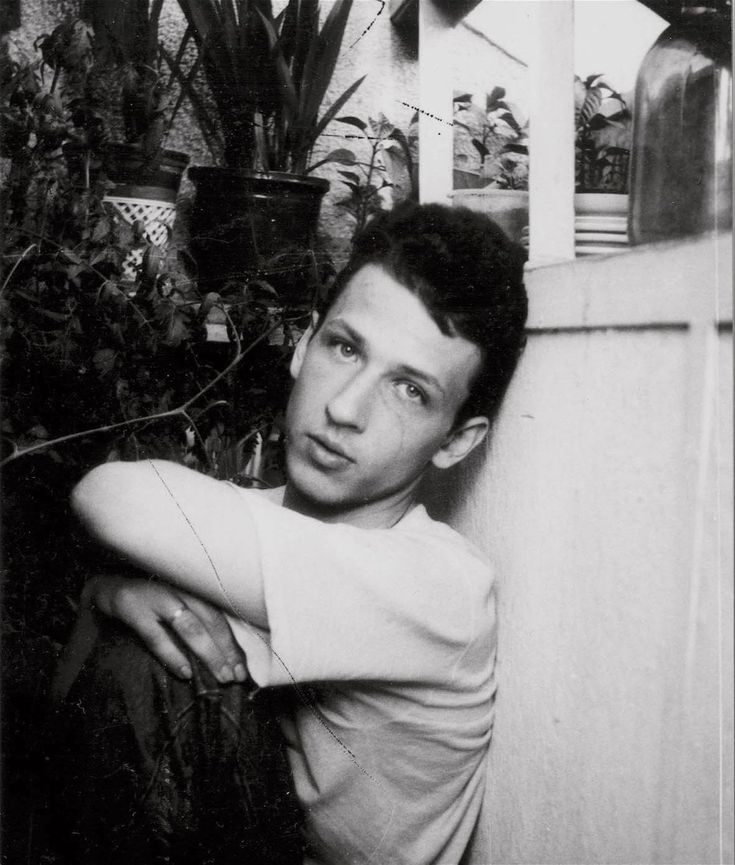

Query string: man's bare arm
70 459 268 629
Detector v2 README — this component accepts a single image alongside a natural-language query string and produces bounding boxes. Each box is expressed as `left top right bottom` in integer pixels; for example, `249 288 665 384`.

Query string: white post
528 0 576 264
418 0 455 204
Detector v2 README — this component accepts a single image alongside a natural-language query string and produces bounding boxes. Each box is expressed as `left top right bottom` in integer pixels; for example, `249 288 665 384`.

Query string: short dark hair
320 202 528 424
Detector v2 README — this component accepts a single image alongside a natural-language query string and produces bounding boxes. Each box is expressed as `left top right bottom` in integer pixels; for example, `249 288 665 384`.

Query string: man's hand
83 575 248 684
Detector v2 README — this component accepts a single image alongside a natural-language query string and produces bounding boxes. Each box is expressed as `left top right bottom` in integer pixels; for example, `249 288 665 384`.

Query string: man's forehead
321 264 482 395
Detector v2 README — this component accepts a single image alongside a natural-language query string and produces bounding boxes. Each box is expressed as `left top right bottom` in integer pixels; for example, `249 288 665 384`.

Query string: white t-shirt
226 487 497 865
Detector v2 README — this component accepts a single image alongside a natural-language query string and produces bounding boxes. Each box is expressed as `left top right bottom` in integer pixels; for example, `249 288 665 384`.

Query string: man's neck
282 484 417 529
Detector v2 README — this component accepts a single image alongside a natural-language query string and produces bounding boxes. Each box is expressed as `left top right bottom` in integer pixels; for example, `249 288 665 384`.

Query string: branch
0 244 38 296
0 317 284 468
5 228 156 333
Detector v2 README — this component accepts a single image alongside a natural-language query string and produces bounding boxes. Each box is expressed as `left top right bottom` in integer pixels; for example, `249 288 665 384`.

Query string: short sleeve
225 489 492 689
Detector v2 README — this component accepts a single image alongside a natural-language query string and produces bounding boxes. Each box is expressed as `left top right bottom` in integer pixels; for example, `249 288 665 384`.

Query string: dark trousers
46 616 304 865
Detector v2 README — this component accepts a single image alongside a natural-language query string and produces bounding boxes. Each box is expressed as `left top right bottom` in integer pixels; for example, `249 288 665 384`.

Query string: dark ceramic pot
105 143 190 198
187 167 329 293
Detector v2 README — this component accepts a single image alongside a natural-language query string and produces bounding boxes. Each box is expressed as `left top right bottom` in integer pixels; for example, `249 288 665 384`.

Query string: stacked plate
520 215 629 257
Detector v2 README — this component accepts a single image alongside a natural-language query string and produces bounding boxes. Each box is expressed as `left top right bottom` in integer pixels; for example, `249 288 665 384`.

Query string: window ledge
525 232 732 332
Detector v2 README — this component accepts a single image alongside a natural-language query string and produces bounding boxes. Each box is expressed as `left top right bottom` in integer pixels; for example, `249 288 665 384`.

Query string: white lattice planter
104 186 178 281
100 145 188 282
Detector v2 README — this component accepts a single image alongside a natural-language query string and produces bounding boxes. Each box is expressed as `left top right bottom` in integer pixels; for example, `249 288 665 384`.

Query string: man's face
284 264 487 525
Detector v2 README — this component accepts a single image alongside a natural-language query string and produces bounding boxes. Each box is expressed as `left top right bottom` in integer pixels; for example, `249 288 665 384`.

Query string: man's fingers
165 605 238 684
181 595 249 682
118 609 193 679
108 583 215 680
92 576 248 684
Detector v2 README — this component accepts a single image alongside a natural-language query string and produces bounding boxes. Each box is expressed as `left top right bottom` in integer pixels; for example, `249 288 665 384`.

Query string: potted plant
451 88 529 242
173 0 364 291
29 10 195 280
573 74 632 252
574 74 631 212
82 1 197 273
334 112 418 240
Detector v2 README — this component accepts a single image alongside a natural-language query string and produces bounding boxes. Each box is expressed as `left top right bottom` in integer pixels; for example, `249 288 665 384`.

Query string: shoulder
228 486 492 587
395 504 493 592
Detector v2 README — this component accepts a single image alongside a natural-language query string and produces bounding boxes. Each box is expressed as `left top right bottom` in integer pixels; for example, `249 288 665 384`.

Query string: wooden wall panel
421 234 733 864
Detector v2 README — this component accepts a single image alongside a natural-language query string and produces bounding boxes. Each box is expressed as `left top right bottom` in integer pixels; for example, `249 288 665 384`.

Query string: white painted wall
422 233 734 864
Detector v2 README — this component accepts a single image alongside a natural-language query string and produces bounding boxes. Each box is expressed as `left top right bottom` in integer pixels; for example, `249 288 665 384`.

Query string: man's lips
306 433 355 465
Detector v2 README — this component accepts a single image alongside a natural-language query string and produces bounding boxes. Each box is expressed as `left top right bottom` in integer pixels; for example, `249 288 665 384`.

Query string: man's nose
325 371 373 430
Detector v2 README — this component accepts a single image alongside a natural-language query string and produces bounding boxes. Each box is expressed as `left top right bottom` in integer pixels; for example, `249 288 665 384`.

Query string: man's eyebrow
324 318 365 351
395 364 445 396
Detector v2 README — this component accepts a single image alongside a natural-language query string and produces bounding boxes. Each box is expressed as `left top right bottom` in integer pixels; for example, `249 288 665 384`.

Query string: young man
57 203 527 864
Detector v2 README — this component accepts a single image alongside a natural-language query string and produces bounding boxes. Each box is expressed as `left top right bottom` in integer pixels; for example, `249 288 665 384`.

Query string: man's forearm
71 459 268 628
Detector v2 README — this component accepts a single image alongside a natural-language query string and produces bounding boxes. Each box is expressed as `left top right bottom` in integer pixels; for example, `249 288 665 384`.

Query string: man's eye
396 381 426 403
330 339 356 359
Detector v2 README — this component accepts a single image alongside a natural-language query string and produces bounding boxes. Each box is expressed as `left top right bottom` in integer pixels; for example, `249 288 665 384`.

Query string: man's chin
284 455 354 513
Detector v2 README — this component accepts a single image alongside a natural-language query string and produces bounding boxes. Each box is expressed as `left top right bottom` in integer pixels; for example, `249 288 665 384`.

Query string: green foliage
0 20 329 847
106 0 196 157
1 13 197 191
173 0 364 174
0 31 322 484
335 112 418 240
574 74 631 193
453 87 529 190
1 161 305 482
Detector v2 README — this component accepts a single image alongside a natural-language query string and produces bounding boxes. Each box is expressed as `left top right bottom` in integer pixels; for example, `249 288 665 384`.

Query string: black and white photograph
1 1 732 862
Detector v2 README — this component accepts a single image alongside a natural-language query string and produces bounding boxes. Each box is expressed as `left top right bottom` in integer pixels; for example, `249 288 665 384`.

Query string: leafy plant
1 76 322 709
172 0 365 174
0 21 328 859
334 112 418 239
1 26 327 481
574 74 631 193
78 0 203 170
1 21 110 222
453 87 528 190
108 0 191 157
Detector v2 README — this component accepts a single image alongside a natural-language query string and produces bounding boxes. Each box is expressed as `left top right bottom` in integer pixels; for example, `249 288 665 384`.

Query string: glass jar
628 1 732 245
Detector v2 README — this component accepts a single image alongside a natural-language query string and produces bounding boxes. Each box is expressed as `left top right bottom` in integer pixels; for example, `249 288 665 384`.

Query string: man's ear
431 416 489 470
290 310 320 379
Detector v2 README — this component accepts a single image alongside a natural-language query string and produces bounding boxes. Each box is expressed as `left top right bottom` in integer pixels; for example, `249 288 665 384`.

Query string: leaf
37 307 69 323
335 115 367 132
198 291 221 319
486 86 506 112
298 0 354 139
318 74 366 130
453 93 473 106
578 89 603 129
472 139 490 160
247 279 278 298
498 110 521 134
59 247 82 265
165 313 189 346
66 264 84 285
93 348 117 376
92 217 111 243
306 148 356 172
338 170 361 183
585 74 606 88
